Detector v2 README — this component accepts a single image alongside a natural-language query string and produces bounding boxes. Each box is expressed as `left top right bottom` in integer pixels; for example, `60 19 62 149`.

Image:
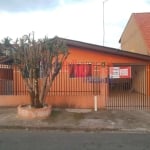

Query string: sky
0 0 150 49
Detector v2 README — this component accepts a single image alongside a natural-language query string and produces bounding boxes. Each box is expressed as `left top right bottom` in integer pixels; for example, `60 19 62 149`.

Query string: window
69 64 92 78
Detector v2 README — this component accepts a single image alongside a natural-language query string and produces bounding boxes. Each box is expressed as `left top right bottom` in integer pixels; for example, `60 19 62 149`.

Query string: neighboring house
119 12 150 55
0 38 150 110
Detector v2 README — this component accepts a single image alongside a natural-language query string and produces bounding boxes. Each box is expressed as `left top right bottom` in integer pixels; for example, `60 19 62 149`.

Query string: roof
133 12 150 51
1 37 150 64
61 37 150 62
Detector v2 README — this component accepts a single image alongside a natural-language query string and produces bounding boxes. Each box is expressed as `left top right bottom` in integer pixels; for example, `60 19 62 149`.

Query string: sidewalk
0 107 150 132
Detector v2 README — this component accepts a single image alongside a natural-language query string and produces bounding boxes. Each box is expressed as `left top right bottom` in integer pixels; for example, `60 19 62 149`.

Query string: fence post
94 95 98 111
99 64 108 109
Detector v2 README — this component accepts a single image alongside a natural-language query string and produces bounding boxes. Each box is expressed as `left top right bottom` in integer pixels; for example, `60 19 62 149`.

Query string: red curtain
69 64 92 78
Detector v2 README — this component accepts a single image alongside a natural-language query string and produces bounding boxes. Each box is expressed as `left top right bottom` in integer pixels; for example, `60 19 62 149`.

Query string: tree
2 33 69 108
0 37 12 56
1 37 12 47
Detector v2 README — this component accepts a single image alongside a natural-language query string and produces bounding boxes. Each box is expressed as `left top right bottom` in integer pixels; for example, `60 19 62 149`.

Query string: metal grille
0 63 150 110
0 62 102 96
49 62 102 96
106 65 150 110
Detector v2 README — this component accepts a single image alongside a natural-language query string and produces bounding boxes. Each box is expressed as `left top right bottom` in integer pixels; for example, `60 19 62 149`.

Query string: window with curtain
69 64 92 78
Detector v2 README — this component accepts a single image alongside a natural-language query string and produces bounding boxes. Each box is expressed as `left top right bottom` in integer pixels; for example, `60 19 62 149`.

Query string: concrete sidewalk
0 107 150 132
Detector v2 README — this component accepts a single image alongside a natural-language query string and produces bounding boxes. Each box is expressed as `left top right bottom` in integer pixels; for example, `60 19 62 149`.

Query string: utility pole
103 0 109 46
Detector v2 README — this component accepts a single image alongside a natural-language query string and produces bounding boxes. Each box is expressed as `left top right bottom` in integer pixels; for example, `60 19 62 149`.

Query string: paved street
0 130 150 150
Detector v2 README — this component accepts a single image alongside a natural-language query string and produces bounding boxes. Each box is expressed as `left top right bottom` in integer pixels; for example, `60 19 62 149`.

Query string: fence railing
1 63 150 110
0 62 105 96
106 64 150 110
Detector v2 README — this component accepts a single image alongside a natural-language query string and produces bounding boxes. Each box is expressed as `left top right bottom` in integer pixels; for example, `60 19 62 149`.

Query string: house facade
119 12 150 55
0 38 150 110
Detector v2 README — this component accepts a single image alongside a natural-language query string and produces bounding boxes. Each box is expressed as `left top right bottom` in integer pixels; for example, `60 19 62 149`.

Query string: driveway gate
106 64 150 110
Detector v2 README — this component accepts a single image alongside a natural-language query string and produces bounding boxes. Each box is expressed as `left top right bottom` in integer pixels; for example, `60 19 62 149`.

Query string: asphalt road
0 130 149 150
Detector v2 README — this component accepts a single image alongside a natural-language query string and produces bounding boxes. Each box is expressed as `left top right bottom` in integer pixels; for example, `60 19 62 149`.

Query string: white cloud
0 0 150 49
104 0 150 47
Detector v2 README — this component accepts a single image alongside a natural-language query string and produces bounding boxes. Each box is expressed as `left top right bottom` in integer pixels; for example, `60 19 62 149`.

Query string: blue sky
0 0 150 48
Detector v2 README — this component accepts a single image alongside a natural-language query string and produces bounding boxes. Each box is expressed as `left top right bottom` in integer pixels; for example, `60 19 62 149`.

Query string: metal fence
0 63 150 110
0 62 103 96
50 62 103 96
106 64 150 110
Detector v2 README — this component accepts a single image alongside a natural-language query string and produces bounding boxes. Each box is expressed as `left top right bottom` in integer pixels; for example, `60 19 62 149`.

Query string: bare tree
2 33 69 108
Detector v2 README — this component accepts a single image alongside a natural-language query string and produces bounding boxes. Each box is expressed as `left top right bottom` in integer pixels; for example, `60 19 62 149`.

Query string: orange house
119 12 150 55
0 38 150 110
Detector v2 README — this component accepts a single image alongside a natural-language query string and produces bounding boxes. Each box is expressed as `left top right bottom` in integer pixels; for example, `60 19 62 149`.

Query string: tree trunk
34 78 43 108
28 70 43 108
39 77 48 104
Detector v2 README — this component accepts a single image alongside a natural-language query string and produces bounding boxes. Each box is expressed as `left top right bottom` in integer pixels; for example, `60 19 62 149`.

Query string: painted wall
120 16 149 55
132 65 147 95
68 46 148 64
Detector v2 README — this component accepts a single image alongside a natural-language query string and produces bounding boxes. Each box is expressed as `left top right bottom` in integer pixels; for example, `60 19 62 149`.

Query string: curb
0 125 150 133
0 125 122 132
